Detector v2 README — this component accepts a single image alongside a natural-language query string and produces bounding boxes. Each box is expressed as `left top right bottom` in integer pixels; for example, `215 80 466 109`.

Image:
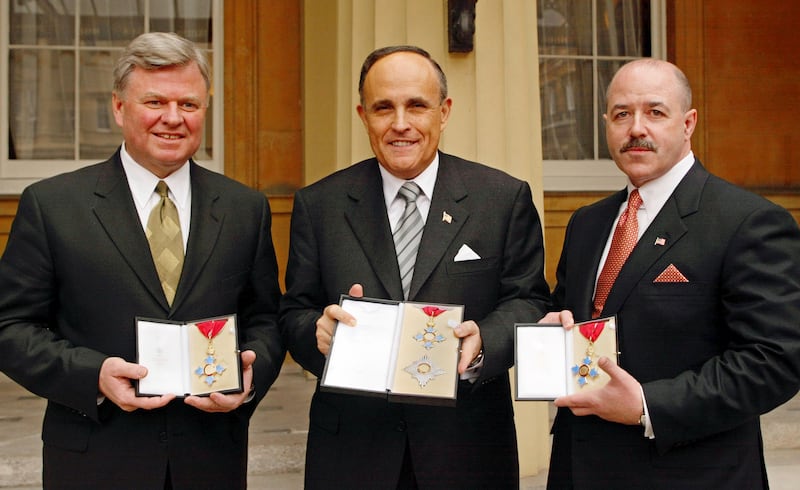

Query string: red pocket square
654 264 689 283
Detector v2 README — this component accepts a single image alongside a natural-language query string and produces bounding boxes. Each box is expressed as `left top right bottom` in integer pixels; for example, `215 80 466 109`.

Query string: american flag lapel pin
654 237 666 246
442 211 452 223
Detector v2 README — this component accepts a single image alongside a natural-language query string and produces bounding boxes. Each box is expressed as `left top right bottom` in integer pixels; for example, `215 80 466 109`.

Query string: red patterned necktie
592 189 642 318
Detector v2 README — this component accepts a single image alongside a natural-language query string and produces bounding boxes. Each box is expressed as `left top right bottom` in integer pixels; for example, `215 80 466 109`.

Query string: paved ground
1 358 798 489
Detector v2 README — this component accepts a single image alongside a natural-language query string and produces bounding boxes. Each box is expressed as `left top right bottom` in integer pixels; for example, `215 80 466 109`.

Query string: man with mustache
541 59 800 488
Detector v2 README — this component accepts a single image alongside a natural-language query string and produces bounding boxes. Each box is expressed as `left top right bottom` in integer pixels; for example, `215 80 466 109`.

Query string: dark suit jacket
0 150 284 489
548 160 800 489
279 152 550 489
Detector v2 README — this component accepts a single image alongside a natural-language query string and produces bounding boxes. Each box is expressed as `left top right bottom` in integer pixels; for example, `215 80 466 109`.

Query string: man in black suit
0 33 284 489
279 45 551 488
542 58 800 489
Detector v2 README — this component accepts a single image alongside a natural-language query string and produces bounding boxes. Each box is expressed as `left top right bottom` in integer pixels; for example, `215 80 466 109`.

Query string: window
537 0 665 190
1 0 223 195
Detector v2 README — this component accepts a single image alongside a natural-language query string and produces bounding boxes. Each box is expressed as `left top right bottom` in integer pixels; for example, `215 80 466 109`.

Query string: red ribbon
579 321 605 343
422 306 446 317
196 318 228 339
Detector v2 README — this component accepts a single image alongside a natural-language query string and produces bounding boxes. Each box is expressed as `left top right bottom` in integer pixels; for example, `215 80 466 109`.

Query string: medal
413 306 447 350
404 355 446 387
194 318 228 386
571 321 605 387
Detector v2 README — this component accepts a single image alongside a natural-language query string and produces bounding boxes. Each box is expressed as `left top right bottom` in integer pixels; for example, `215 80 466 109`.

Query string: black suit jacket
548 160 800 489
0 151 284 489
279 152 551 489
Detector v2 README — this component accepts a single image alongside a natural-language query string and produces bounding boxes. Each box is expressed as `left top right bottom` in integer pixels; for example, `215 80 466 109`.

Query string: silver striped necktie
393 182 424 299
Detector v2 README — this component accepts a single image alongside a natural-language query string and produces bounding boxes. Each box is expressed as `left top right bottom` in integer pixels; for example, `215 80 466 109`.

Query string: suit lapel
92 153 167 309
408 155 467 300
344 161 403 299
171 163 223 311
601 161 707 316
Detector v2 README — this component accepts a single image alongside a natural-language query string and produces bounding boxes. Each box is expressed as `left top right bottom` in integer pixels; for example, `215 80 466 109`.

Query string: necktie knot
628 189 643 211
398 182 422 203
155 180 169 199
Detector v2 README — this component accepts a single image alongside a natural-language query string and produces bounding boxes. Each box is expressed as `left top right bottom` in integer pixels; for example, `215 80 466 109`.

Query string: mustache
621 138 656 152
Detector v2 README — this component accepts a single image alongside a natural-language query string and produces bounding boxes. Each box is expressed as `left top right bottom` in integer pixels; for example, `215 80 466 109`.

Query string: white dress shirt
119 143 192 252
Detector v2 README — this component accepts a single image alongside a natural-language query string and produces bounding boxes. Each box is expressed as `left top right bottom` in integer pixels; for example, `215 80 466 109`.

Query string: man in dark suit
279 45 551 488
0 33 284 489
542 58 800 489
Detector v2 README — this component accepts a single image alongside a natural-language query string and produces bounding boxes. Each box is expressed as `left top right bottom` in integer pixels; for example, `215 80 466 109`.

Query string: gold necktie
146 181 184 305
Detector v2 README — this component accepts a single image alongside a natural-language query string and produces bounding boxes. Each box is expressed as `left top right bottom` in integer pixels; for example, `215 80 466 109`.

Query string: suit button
395 421 407 432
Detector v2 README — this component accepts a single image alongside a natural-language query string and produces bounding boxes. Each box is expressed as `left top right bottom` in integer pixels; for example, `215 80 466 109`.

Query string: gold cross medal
413 305 449 350
194 319 228 386
571 321 605 388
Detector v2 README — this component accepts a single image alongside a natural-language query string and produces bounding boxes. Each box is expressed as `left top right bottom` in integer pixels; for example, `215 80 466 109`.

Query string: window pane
597 0 651 57
79 51 122 159
9 50 76 159
5 0 217 166
10 1 75 46
537 0 593 56
540 59 595 160
80 0 144 47
151 0 213 48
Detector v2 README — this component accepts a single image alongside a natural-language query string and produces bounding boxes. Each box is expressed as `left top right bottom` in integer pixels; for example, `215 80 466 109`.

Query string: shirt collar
120 142 191 213
379 152 439 208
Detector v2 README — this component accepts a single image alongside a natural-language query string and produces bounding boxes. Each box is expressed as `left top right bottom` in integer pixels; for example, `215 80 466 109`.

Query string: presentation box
321 296 464 406
136 314 242 397
515 316 618 400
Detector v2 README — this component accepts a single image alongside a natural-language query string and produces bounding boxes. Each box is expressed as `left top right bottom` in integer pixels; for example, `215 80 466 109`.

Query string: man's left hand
554 356 643 425
184 350 256 413
454 320 482 374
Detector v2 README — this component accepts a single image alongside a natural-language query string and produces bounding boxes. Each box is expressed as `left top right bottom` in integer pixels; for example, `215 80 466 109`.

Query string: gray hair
358 45 448 105
113 32 211 98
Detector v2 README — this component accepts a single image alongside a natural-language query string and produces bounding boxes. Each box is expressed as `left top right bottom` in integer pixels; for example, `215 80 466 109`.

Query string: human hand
315 283 363 356
554 356 643 425
538 309 575 329
184 350 257 413
453 320 483 374
99 357 175 411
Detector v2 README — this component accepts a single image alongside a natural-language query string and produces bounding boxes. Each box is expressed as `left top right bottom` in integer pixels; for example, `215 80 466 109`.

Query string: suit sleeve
0 187 107 419
237 194 286 403
474 181 552 383
644 204 800 453
278 190 328 377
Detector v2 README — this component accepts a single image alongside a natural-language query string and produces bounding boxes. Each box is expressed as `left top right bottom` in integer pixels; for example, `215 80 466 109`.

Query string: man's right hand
315 283 363 355
98 357 175 411
538 309 575 329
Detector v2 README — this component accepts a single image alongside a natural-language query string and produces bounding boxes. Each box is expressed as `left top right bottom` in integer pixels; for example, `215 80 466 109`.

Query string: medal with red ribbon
571 321 605 387
413 306 448 350
194 318 228 386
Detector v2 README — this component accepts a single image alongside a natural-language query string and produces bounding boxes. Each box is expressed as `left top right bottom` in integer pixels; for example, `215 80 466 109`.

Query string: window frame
0 0 224 196
541 0 667 191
